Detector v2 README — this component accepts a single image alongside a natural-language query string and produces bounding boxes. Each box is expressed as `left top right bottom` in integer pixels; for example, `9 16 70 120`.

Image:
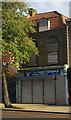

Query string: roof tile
29 11 68 30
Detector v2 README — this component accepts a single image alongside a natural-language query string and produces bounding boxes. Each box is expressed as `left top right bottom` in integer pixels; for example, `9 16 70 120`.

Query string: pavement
0 104 71 114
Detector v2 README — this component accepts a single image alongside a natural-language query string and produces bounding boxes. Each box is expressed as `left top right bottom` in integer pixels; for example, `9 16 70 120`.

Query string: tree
2 2 38 107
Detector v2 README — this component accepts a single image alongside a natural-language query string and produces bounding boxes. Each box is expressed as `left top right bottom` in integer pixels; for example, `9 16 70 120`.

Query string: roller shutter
33 80 43 103
44 79 55 104
22 80 32 103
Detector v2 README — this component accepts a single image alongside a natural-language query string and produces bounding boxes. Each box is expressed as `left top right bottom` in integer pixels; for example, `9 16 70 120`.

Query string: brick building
17 9 71 105
27 10 68 67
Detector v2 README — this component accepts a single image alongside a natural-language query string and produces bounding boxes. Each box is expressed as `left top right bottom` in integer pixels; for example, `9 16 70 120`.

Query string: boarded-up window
48 52 58 64
47 43 58 64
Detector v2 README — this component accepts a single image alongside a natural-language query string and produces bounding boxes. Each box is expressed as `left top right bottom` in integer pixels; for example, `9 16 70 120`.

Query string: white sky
2 0 71 17
25 0 70 17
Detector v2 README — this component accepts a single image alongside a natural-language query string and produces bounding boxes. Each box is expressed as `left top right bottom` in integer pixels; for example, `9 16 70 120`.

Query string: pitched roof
29 11 68 30
29 11 67 21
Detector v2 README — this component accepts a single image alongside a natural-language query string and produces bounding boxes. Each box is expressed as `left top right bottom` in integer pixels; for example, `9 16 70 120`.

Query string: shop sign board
24 69 60 77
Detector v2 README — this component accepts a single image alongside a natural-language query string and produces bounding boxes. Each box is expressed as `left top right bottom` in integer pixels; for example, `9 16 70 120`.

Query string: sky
24 0 71 17
2 0 71 17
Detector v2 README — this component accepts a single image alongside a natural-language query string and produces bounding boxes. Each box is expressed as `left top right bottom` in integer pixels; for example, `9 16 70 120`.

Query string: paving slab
1 104 71 114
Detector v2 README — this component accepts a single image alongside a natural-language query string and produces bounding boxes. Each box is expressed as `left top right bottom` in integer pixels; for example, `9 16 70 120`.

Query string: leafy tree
2 2 38 107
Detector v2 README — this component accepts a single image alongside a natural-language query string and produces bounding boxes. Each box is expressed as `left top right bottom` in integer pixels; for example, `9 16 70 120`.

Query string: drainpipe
63 64 69 105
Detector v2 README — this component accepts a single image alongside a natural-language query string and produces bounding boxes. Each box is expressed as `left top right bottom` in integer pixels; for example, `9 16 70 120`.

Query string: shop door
22 80 32 103
33 80 43 103
44 79 55 104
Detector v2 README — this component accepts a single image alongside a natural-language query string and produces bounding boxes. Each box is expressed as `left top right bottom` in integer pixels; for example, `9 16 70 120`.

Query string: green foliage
2 2 38 67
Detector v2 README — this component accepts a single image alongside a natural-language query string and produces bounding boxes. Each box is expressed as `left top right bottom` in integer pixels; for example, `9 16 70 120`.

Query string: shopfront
17 65 69 105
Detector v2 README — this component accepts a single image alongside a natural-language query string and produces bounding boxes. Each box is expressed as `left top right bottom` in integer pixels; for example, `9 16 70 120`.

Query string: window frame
48 51 58 65
47 42 58 65
39 18 50 32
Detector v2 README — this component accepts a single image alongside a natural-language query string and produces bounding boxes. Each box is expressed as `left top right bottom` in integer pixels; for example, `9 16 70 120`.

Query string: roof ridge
36 10 57 15
32 10 67 18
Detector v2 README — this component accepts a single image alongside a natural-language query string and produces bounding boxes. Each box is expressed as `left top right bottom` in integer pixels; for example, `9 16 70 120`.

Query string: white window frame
39 18 50 32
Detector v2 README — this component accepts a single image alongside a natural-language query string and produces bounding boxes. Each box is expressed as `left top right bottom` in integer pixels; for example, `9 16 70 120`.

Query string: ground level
2 111 70 118
2 104 70 113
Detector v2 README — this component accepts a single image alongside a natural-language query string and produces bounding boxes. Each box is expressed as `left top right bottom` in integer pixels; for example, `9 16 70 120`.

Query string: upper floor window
39 18 50 32
48 52 58 64
47 42 58 65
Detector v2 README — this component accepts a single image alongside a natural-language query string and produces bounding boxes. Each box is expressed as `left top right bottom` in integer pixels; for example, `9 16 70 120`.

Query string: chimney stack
28 8 37 17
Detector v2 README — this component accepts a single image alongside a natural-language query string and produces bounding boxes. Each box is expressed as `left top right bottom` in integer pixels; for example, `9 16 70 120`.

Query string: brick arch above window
46 36 59 43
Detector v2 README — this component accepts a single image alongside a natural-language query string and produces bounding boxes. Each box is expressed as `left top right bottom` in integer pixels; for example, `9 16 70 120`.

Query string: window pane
39 26 48 32
48 52 58 64
39 18 48 32
39 19 47 27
